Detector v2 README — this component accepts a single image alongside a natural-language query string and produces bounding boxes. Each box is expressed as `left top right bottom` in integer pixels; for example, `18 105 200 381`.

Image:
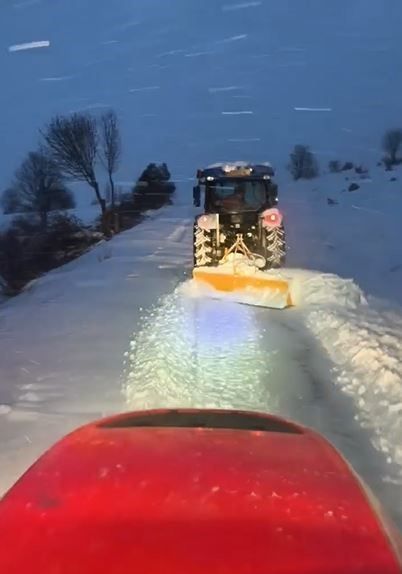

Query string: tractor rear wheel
264 224 286 268
193 223 215 267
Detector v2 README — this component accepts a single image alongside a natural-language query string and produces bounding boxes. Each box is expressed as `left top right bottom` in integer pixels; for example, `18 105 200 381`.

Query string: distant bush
383 157 394 171
355 165 368 175
132 163 176 211
0 228 26 294
288 145 319 180
328 160 342 173
0 214 100 295
341 161 354 171
44 214 101 267
382 128 402 166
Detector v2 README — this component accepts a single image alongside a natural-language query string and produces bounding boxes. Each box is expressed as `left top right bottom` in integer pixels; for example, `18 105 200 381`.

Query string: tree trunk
109 173 115 210
91 180 110 236
92 180 106 215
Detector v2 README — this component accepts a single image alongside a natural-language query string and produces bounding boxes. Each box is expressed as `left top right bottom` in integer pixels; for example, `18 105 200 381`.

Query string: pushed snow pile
305 303 402 482
285 269 367 309
278 271 402 487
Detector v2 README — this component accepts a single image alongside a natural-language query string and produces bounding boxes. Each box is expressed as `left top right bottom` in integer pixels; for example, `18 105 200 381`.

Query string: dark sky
1 0 401 190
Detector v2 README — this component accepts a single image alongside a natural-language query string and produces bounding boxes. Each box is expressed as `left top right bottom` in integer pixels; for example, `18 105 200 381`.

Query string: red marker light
261 208 283 229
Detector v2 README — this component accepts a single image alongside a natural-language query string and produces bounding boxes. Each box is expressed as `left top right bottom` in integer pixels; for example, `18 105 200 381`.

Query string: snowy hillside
1 0 402 190
281 164 402 307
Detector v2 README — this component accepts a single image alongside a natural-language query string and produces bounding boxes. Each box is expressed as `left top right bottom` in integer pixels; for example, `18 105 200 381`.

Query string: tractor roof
198 162 275 181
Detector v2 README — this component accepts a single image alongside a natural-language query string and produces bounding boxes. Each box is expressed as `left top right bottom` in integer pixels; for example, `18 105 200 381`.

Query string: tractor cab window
209 180 267 212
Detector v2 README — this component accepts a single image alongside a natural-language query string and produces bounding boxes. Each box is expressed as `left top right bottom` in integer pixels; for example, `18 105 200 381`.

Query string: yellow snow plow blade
192 267 293 309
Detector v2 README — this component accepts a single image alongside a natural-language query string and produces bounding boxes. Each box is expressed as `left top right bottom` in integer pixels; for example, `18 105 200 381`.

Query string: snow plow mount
220 234 265 270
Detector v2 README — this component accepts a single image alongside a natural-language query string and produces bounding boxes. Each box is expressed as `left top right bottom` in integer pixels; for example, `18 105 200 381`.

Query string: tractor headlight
197 214 219 231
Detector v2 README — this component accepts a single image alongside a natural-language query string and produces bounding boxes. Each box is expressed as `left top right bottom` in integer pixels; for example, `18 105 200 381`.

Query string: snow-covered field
0 171 402 529
282 166 402 307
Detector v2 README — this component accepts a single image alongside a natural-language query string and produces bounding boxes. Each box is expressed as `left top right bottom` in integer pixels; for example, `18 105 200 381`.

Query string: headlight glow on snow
124 288 276 413
189 297 253 350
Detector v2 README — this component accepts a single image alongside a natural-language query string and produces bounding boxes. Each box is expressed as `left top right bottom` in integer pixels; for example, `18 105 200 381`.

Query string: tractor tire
264 224 286 268
193 223 215 267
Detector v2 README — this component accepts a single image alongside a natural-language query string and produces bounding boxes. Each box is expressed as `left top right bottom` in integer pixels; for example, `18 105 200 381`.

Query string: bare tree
382 128 402 165
1 151 74 227
42 113 105 215
288 145 319 180
100 110 121 209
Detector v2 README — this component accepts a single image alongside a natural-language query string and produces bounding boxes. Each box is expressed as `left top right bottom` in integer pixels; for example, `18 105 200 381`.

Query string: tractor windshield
209 179 267 212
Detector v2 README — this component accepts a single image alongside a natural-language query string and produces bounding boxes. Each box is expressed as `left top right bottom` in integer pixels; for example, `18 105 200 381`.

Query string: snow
306 303 402 471
282 166 402 307
222 2 262 11
1 171 401 528
129 86 161 93
228 138 261 142
222 111 254 115
294 107 333 113
125 256 402 524
8 40 50 52
208 86 243 94
217 35 248 44
0 201 195 494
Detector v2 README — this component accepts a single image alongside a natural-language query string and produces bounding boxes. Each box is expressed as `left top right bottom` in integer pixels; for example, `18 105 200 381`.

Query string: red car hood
0 409 400 574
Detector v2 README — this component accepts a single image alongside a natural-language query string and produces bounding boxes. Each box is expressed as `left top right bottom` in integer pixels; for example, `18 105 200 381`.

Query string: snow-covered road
125 276 402 527
0 199 401 530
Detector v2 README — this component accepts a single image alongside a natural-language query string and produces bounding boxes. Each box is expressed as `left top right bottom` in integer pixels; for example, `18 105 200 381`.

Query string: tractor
193 162 286 271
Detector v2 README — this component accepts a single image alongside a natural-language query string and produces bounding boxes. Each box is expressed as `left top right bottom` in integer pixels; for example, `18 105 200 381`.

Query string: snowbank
302 291 402 483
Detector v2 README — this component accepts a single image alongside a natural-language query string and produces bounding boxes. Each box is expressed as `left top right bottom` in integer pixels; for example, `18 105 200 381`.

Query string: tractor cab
193 163 278 214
